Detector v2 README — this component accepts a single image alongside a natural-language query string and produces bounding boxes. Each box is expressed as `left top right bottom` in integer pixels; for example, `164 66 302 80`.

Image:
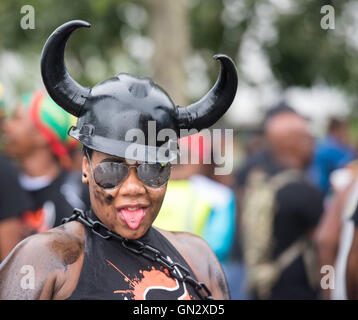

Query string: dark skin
342 164 358 300
0 218 24 262
0 150 229 300
0 104 65 257
347 229 358 300
314 170 357 299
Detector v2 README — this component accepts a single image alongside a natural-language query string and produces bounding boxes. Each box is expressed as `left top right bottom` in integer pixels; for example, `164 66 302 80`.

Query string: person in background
0 83 33 261
154 133 236 263
232 102 298 299
302 116 357 299
1 90 89 239
238 108 324 299
314 160 358 299
345 193 358 299
235 102 298 193
309 118 356 196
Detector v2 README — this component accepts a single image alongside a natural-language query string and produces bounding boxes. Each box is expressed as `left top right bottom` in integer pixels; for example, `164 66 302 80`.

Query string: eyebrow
100 157 125 163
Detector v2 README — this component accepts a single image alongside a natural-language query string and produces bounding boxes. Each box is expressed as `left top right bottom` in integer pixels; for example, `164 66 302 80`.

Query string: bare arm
313 196 342 267
0 222 85 300
0 234 64 299
0 217 24 262
346 229 358 299
314 187 351 264
313 180 355 299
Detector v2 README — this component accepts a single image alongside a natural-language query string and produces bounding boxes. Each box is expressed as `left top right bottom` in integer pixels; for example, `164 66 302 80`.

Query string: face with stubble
82 150 168 240
266 112 314 169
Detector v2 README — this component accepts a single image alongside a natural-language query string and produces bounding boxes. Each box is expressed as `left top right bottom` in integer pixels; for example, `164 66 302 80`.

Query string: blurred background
1 0 358 146
1 0 358 300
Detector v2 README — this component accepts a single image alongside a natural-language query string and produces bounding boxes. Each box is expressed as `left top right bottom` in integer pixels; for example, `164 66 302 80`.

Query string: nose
118 167 146 196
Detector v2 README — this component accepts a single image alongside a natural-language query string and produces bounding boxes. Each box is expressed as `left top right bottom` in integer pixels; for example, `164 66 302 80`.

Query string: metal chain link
63 209 214 300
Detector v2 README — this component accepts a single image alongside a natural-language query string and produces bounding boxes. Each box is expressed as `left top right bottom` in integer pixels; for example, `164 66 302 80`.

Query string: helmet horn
41 20 91 117
175 54 238 133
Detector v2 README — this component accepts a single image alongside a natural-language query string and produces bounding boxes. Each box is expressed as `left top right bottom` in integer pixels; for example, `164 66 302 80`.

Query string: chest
67 228 200 300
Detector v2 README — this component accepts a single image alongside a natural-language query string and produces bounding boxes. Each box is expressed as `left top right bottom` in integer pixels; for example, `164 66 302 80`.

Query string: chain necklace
63 209 214 300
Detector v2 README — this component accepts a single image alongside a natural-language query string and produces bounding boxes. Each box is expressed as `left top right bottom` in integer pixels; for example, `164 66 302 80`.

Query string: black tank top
67 211 201 300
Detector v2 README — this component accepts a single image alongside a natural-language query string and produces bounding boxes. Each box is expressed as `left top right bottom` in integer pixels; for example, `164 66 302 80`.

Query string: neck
17 149 61 179
275 153 304 170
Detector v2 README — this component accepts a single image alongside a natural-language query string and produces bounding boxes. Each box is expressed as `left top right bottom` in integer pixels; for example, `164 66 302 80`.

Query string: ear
82 155 89 184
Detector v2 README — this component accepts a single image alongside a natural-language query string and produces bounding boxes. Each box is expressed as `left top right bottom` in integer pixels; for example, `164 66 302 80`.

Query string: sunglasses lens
93 162 128 189
137 163 171 187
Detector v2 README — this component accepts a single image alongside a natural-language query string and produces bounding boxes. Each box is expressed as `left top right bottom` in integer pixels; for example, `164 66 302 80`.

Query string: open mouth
117 206 148 230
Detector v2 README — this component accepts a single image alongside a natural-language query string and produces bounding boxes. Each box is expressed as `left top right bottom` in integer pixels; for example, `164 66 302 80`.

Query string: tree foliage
0 0 356 106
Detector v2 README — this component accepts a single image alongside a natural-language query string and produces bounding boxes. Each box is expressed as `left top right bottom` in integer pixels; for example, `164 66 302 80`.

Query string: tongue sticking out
119 208 146 230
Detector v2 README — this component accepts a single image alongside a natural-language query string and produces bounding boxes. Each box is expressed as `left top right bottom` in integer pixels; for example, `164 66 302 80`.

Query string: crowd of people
1 79 357 300
0 28 357 298
232 104 358 300
0 88 89 260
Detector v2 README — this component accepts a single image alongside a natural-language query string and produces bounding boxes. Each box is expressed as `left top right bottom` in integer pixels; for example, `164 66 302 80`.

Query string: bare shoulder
46 220 85 265
158 229 213 261
156 228 230 300
0 221 85 300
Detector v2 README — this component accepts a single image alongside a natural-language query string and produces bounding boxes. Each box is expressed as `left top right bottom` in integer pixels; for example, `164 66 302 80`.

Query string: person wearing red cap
1 90 89 237
0 84 34 261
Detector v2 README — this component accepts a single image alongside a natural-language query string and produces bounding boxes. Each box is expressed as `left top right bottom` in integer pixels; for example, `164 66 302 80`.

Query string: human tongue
119 208 146 230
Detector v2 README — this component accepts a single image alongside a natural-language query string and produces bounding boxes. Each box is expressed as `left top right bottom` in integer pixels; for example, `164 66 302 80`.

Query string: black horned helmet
41 20 238 163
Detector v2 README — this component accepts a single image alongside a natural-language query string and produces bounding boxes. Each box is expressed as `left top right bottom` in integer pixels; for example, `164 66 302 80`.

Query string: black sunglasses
85 150 171 189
